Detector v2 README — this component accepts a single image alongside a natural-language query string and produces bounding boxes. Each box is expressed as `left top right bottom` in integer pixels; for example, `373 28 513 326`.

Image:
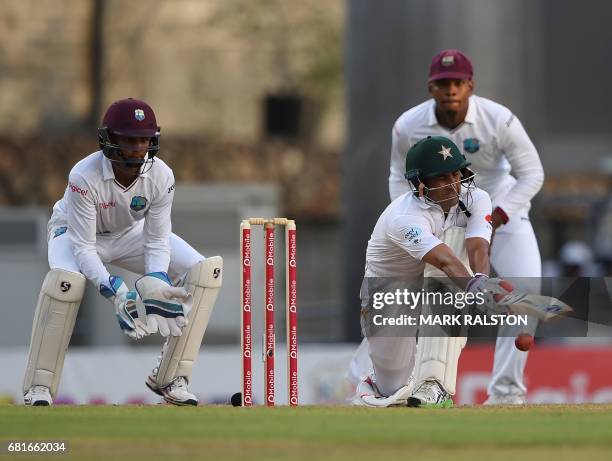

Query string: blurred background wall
0 0 610 387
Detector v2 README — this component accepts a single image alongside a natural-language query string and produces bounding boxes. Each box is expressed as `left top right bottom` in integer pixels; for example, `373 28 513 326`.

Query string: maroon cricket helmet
102 98 160 137
428 49 473 82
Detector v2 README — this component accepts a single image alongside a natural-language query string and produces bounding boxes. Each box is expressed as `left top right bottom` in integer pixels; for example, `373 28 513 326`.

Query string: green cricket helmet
404 136 470 184
404 136 474 195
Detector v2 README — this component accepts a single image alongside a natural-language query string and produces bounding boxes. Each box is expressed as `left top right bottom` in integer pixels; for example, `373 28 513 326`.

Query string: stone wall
0 0 344 148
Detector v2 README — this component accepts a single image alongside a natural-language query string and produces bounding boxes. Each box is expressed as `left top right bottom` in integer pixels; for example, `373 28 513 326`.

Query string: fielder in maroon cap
427 49 474 131
348 49 546 407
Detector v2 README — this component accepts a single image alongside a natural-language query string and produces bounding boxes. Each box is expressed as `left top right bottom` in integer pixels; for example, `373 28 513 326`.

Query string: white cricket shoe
160 377 198 406
484 394 526 405
355 375 382 405
407 379 453 408
145 371 163 397
356 375 414 407
24 385 52 406
146 372 198 406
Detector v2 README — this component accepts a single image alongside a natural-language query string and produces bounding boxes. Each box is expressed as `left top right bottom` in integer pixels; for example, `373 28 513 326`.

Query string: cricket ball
515 333 534 351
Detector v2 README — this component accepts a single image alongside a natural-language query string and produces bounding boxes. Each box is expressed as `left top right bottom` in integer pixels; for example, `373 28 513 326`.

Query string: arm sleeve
465 189 493 242
495 113 544 218
143 171 174 274
389 122 413 201
387 214 442 261
66 173 111 288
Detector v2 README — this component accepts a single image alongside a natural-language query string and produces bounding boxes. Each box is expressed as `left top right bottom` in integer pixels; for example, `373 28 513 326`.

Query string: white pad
23 269 86 398
156 256 223 387
413 227 470 395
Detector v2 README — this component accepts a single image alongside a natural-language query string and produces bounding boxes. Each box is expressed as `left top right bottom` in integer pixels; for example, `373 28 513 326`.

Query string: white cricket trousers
47 221 204 284
488 213 541 398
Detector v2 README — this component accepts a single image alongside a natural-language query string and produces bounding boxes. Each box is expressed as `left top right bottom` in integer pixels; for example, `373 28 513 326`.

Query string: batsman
23 98 223 406
351 49 545 405
357 136 517 407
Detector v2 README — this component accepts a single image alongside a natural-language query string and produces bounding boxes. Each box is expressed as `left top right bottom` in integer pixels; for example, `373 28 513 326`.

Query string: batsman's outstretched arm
422 243 472 286
465 237 490 276
422 242 513 312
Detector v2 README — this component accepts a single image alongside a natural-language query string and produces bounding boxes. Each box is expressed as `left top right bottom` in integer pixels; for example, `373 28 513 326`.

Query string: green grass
1 405 612 460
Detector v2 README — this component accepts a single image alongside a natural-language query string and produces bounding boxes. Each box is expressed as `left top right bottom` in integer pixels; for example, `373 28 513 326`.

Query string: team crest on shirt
134 109 145 121
463 138 480 154
130 196 148 211
404 227 422 245
53 226 67 238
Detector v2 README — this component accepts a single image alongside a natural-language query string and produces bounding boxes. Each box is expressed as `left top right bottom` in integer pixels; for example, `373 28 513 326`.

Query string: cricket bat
497 292 573 322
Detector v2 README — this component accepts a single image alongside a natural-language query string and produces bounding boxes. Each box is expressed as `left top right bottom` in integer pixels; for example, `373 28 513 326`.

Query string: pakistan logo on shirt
130 196 148 212
463 138 480 154
404 227 422 245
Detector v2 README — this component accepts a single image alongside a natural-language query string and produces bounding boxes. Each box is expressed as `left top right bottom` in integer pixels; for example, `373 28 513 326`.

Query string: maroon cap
102 98 159 137
428 49 473 82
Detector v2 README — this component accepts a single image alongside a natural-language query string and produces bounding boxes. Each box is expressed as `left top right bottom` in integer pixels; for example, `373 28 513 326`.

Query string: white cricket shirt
365 186 492 277
389 95 544 219
49 150 175 288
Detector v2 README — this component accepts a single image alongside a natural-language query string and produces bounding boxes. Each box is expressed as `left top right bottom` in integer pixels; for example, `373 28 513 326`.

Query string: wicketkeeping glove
100 275 148 339
135 272 193 337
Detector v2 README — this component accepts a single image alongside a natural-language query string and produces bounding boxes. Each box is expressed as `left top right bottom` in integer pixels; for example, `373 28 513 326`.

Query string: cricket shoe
24 385 52 406
484 394 526 405
355 375 382 406
356 375 413 407
407 379 453 408
146 373 198 406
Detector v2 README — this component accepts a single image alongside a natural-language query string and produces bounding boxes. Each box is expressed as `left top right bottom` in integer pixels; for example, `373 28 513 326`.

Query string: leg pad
23 269 85 397
157 257 223 387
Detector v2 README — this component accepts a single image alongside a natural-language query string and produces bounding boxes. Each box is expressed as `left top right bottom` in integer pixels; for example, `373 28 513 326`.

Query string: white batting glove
466 274 514 313
100 276 148 340
135 272 192 337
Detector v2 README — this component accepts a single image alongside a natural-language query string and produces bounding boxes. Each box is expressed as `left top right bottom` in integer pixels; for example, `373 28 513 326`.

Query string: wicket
240 218 298 406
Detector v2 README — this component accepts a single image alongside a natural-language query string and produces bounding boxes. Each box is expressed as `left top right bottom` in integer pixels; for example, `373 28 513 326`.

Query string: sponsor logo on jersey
68 182 88 197
99 200 116 210
463 138 480 154
53 226 68 238
167 183 175 194
404 227 422 244
130 196 148 211
485 214 492 223
134 109 145 121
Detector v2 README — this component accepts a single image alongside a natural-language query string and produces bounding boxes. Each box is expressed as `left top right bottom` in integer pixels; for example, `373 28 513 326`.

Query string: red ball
515 333 534 351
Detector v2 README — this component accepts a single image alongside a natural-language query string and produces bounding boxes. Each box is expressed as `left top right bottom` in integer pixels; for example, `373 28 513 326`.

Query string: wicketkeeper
23 98 223 406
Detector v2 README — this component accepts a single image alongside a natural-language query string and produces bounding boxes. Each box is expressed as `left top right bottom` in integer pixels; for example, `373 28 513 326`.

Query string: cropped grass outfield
1 405 612 461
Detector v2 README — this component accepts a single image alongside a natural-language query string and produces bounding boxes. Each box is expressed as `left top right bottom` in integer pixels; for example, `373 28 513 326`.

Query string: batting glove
466 274 514 313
